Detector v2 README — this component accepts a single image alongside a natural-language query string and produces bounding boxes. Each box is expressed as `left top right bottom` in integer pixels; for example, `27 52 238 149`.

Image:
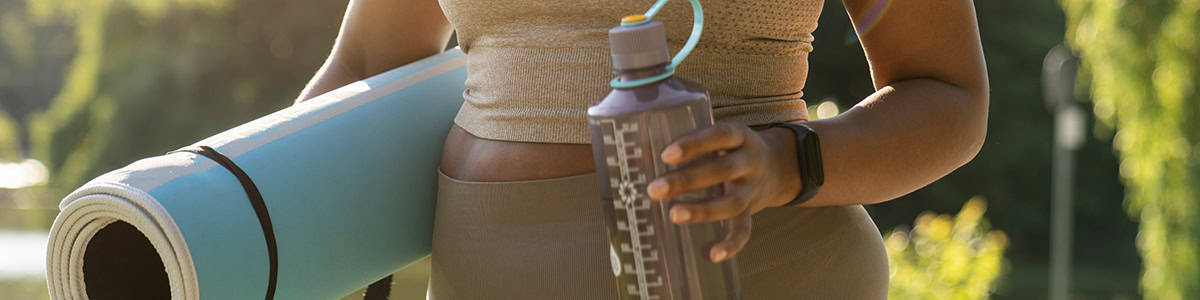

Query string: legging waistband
435 170 601 223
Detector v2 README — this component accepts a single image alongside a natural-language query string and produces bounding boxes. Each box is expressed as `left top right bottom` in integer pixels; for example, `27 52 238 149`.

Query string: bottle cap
609 21 669 70
621 14 647 23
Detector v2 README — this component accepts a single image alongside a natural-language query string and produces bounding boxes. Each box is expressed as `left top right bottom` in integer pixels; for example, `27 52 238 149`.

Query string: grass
0 278 50 300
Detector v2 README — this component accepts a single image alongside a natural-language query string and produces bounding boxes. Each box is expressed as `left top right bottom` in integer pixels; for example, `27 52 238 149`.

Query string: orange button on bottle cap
621 15 647 23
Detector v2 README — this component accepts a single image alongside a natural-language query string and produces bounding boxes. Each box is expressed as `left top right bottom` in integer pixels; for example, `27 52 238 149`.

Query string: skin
298 0 988 265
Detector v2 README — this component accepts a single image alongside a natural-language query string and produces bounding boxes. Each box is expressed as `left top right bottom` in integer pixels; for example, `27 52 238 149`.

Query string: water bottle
588 16 741 300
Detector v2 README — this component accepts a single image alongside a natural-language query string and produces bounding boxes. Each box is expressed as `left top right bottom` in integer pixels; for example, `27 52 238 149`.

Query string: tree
885 197 1009 299
26 0 345 193
0 110 19 160
1061 0 1200 298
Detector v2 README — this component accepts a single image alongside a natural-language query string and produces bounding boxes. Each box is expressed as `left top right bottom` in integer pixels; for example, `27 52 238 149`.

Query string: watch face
803 130 824 185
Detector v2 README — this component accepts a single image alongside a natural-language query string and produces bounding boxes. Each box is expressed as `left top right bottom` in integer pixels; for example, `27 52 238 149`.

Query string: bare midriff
439 125 596 181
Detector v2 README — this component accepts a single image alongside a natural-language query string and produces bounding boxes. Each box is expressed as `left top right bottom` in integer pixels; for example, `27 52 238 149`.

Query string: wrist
760 126 804 207
766 122 824 207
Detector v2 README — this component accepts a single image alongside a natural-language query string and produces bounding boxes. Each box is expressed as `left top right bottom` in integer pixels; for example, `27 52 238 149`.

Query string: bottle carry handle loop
610 0 704 89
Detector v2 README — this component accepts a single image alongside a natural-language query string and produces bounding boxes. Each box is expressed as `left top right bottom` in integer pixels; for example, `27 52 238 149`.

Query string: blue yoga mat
46 49 467 299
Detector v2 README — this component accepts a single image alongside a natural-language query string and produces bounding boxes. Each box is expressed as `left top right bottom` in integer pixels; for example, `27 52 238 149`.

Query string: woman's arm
798 0 989 206
295 0 454 103
647 0 989 261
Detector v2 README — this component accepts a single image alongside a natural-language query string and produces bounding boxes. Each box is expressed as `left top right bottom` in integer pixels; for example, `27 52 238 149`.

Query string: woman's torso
438 0 822 181
427 3 890 298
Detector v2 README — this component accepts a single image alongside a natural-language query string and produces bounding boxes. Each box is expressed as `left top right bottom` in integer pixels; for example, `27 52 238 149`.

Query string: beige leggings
427 170 889 299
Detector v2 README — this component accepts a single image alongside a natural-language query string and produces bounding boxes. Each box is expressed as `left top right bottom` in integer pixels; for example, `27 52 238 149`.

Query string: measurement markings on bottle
598 118 664 300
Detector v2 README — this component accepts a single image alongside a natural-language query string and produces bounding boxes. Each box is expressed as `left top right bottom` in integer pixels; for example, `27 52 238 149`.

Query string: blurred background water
0 191 55 299
0 231 46 279
1 0 1196 299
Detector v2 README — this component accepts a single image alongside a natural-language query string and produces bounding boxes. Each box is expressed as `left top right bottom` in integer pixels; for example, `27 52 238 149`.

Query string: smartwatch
768 122 824 207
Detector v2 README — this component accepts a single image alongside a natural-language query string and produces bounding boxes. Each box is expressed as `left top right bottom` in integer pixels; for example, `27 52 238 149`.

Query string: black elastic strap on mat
363 275 393 300
172 145 278 300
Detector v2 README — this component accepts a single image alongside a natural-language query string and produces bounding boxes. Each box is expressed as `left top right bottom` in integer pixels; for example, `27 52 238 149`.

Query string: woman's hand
647 123 803 263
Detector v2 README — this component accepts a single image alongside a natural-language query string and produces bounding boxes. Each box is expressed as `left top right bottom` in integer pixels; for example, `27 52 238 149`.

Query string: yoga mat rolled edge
46 49 468 300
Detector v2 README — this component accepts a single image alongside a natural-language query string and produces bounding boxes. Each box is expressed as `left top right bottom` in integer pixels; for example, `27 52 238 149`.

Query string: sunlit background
1 0 1196 299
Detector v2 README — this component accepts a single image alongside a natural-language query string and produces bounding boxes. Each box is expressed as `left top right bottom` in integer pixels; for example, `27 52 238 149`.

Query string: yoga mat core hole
83 221 171 300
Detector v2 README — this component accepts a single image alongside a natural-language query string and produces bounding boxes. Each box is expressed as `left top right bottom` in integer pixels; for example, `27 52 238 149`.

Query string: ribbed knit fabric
440 0 823 144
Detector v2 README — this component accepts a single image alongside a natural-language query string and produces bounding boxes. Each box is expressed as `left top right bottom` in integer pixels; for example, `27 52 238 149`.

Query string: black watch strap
769 123 824 207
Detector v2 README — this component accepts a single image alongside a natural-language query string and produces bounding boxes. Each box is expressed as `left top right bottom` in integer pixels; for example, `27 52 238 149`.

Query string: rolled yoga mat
45 49 468 299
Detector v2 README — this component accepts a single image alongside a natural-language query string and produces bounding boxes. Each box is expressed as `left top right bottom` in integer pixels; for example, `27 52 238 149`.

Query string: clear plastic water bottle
588 19 741 300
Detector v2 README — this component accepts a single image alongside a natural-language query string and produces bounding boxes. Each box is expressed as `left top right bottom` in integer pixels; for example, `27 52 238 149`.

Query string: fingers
661 123 751 165
664 187 754 262
667 186 753 224
651 123 760 263
648 151 754 200
710 211 752 262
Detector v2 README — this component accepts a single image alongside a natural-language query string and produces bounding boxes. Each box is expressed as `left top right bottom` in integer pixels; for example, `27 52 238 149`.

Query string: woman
297 0 988 298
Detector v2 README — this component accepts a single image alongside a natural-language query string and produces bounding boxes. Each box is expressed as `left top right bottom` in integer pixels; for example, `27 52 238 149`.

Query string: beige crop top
440 0 822 144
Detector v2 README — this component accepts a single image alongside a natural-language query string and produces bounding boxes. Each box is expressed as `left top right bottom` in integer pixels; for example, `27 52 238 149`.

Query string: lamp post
1043 44 1083 300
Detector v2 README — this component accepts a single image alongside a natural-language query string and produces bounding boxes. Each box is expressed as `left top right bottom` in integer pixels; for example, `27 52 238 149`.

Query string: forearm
795 78 988 206
293 44 450 103
294 0 454 104
295 56 360 103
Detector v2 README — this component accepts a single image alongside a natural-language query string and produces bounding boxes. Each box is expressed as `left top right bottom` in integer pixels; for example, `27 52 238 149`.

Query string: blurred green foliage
0 0 74 156
0 278 50 300
1062 0 1200 298
0 109 20 160
23 0 345 193
887 197 1008 300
